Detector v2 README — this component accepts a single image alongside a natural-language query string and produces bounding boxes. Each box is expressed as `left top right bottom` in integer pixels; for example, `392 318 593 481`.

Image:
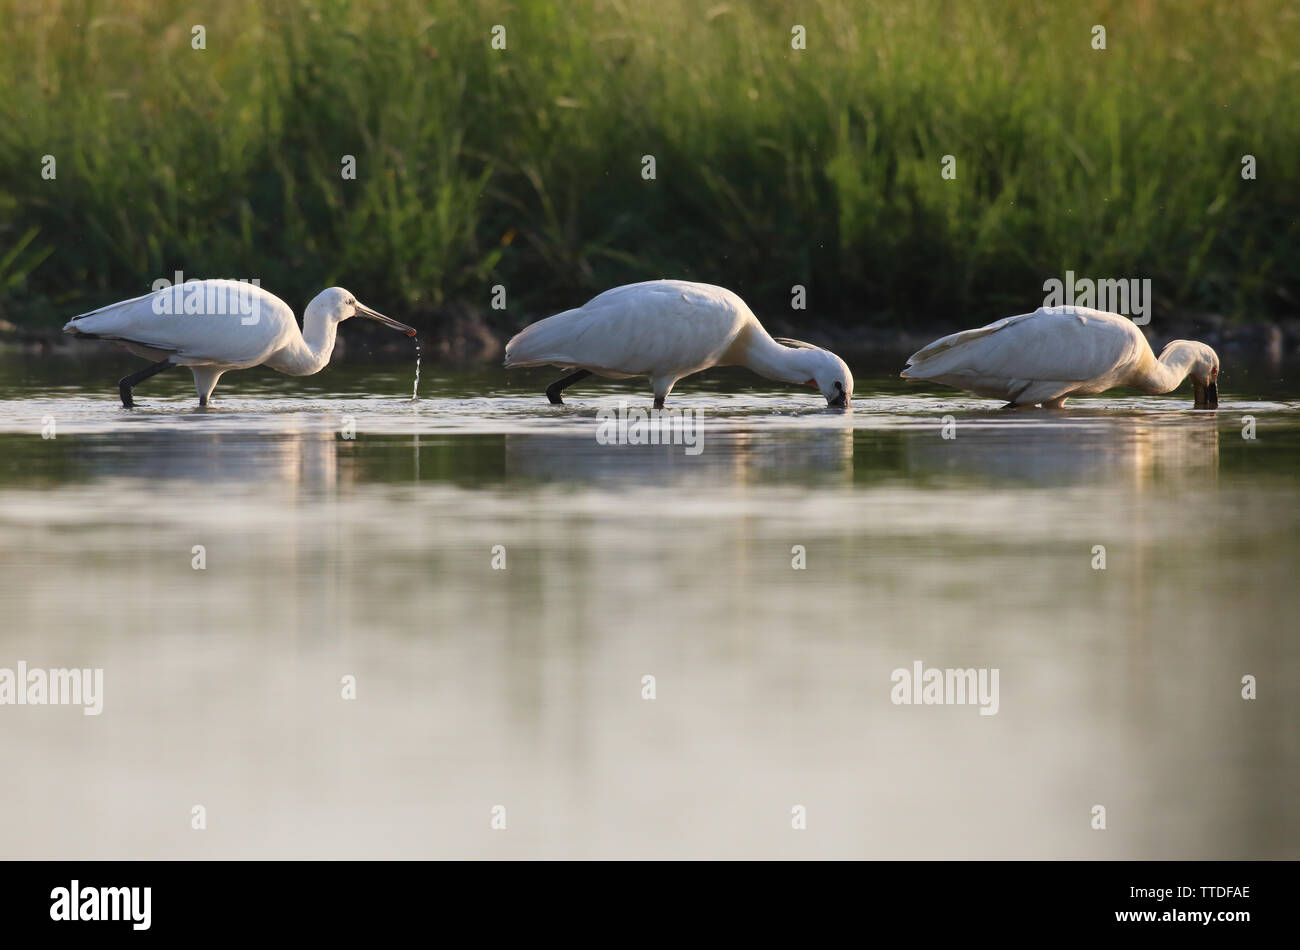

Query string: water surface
1 353 1297 858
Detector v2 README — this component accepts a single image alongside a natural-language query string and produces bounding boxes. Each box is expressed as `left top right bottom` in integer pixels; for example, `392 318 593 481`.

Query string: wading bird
901 307 1219 408
63 281 416 407
504 280 853 407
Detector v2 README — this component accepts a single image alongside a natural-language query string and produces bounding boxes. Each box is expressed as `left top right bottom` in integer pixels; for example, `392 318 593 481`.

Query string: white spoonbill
901 306 1220 408
63 281 416 407
504 280 853 407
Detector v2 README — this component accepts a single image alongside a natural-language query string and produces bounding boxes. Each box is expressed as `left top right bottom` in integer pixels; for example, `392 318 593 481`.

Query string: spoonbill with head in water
504 280 853 407
63 281 416 407
901 306 1220 408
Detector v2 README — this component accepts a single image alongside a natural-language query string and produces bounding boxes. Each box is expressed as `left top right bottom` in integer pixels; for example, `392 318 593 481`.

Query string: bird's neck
736 327 816 384
270 315 337 376
1132 342 1198 394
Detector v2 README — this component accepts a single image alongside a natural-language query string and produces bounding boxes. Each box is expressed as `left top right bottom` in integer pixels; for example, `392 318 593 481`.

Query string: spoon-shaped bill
357 302 417 337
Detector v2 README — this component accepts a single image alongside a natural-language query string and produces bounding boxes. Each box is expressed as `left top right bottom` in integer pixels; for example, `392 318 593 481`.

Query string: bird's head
308 287 416 336
1165 340 1219 409
777 338 854 408
813 351 854 408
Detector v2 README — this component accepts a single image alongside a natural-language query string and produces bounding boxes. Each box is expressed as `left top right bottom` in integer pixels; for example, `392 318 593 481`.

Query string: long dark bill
357 303 417 337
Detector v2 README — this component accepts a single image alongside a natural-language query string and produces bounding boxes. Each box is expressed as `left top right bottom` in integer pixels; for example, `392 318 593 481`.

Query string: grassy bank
1 0 1296 334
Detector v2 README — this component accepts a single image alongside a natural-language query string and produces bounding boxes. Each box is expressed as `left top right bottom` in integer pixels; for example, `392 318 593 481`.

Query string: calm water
1 353 1298 859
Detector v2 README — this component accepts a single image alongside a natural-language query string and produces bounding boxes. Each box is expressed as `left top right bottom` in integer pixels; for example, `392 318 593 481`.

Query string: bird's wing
504 280 746 375
63 280 292 365
903 308 1146 383
772 337 822 350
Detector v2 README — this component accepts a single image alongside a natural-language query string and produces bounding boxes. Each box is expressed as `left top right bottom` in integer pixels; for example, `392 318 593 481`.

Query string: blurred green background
1 0 1296 332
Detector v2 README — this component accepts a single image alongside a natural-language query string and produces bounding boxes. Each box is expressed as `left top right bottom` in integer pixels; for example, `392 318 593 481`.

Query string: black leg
546 369 592 405
118 360 173 408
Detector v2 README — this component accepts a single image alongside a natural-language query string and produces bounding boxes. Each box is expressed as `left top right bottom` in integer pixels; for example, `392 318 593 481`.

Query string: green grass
0 0 1296 331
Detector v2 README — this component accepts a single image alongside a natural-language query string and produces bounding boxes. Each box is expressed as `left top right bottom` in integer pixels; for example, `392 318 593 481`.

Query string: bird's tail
62 290 159 338
503 307 584 368
901 313 1032 378
901 332 974 379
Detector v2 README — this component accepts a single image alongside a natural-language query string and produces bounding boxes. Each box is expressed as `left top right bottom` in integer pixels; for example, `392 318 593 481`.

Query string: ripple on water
0 386 1296 438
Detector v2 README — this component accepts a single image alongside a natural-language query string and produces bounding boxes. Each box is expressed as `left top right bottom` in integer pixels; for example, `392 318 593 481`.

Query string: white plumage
64 281 414 407
505 280 853 407
902 307 1220 408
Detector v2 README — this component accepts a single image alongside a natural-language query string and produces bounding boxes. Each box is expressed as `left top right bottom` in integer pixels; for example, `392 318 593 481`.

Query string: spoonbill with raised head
504 280 853 407
63 281 416 408
901 306 1220 409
